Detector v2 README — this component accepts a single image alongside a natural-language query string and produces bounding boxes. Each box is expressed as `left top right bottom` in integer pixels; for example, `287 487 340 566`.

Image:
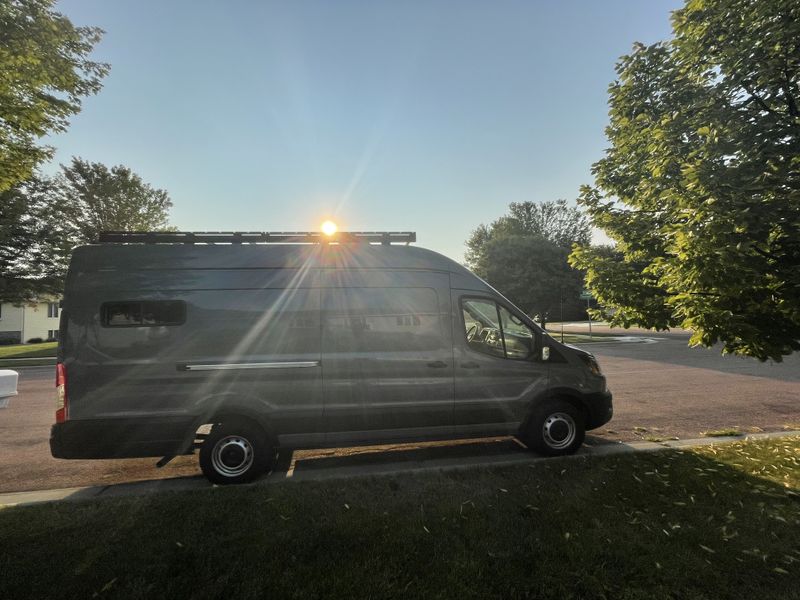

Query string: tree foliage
0 177 72 303
466 199 590 266
570 0 800 361
466 200 590 326
58 158 173 244
0 0 109 193
472 236 582 328
0 160 173 303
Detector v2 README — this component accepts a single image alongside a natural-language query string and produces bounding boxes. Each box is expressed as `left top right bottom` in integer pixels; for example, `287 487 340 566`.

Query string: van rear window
102 301 186 327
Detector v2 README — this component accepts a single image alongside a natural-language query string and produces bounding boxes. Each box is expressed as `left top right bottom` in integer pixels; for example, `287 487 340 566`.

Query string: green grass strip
0 342 57 359
1 437 798 599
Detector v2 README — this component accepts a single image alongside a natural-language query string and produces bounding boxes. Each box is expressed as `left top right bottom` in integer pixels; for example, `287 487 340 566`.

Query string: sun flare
321 220 338 236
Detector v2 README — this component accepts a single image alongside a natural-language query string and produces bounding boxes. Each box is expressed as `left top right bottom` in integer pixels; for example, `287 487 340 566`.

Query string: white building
0 300 62 344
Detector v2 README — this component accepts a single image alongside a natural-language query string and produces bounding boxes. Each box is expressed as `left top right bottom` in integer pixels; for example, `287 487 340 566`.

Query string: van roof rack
97 231 417 246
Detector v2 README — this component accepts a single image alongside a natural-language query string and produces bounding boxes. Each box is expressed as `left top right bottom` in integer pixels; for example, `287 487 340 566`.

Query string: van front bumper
583 390 613 430
50 417 195 459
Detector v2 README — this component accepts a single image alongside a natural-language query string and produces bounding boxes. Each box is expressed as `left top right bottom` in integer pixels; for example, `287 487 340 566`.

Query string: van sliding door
322 285 454 441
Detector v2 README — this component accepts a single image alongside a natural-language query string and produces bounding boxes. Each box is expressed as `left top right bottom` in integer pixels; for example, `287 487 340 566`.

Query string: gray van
50 231 612 484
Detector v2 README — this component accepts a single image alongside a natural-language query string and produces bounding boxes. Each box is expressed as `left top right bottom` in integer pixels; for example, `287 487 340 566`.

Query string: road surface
0 335 797 493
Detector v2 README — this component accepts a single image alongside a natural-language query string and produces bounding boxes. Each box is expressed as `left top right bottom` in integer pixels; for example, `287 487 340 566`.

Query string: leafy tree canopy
0 159 173 304
466 199 590 267
471 236 583 328
0 176 72 303
466 200 590 326
58 158 173 244
0 0 108 193
569 0 800 362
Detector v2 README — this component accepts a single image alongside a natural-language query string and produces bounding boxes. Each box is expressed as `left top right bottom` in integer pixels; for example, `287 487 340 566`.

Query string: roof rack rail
97 231 417 245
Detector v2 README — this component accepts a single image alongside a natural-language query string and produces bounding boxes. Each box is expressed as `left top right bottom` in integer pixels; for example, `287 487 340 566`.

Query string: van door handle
461 361 480 369
427 361 448 369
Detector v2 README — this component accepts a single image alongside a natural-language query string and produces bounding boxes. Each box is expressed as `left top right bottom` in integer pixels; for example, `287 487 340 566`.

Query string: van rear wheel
521 399 585 456
199 420 275 485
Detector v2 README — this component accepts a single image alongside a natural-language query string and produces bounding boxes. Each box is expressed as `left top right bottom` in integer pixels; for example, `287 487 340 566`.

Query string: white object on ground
0 369 19 409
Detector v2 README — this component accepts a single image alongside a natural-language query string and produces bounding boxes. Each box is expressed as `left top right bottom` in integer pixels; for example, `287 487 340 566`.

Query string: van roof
70 243 476 276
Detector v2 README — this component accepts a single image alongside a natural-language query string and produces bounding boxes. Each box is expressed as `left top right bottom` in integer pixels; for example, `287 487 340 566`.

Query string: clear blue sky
49 0 680 261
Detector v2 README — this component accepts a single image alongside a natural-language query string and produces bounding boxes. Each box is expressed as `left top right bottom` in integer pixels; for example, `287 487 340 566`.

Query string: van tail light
55 363 68 423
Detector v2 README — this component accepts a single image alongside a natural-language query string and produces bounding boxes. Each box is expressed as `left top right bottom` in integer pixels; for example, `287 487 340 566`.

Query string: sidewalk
2 430 797 508
546 322 693 337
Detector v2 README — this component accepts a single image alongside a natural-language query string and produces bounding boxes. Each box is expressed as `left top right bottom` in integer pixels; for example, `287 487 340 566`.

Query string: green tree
472 236 582 329
58 158 174 244
0 160 173 303
0 177 72 303
570 0 800 362
466 199 590 266
0 0 109 193
466 200 590 327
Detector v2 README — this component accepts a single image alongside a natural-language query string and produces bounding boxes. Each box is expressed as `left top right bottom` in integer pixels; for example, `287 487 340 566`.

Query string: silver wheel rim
542 412 576 449
210 435 254 477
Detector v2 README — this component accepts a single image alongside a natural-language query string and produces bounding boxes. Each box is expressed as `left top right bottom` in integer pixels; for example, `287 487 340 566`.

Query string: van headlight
577 352 602 376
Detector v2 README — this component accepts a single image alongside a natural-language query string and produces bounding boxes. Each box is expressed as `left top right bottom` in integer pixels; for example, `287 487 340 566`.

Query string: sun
320 220 338 236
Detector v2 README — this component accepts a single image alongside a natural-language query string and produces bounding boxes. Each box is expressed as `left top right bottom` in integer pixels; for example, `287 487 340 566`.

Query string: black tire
199 419 275 485
521 399 585 456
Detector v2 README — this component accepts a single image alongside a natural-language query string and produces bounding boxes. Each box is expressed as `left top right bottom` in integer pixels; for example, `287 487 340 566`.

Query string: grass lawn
1 437 798 600
0 342 57 359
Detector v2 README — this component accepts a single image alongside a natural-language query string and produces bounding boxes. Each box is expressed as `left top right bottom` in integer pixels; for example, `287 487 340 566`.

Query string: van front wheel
199 420 275 485
521 399 585 456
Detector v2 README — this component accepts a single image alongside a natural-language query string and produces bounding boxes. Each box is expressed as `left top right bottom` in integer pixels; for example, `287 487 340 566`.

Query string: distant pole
560 289 564 343
587 297 592 339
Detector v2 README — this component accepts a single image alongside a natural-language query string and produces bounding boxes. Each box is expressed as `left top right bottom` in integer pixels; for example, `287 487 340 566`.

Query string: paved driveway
588 333 799 441
0 337 797 493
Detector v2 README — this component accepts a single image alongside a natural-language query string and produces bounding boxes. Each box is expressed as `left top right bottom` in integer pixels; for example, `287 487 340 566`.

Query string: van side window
462 299 535 360
462 299 505 358
497 305 535 359
102 301 185 327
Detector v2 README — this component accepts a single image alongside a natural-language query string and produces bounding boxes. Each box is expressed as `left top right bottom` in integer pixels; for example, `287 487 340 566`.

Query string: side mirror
541 347 550 361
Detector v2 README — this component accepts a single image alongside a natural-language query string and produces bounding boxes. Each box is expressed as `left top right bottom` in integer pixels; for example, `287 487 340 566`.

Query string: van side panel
58 271 323 457
319 270 454 442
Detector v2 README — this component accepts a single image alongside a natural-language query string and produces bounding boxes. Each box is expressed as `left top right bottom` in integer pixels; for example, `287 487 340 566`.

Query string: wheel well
193 413 276 446
522 392 588 430
552 394 589 422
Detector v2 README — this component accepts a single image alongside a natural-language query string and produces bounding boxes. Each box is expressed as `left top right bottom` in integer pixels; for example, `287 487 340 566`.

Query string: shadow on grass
0 438 797 600
282 435 618 475
284 437 527 472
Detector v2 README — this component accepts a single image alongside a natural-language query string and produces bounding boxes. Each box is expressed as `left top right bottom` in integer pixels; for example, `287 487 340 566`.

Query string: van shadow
272 434 617 478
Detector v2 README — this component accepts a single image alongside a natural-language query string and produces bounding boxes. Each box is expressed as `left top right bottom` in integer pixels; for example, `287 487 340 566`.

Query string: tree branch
781 67 799 118
741 81 776 115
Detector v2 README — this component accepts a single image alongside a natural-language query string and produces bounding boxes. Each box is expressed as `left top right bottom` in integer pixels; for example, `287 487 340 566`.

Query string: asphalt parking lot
1 332 798 493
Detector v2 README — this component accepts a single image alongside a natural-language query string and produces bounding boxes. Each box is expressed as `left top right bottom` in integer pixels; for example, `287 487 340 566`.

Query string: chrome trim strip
183 361 320 371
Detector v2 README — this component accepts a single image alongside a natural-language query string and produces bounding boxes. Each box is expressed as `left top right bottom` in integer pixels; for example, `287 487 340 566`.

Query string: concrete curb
2 430 798 508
